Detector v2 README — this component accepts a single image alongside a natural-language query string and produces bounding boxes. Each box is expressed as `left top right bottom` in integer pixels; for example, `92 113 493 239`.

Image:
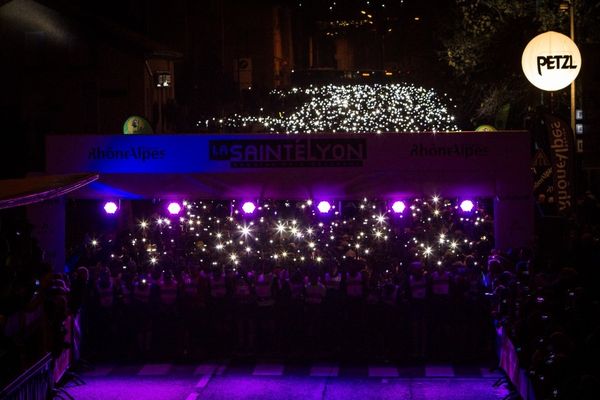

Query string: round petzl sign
123 115 153 134
522 31 581 91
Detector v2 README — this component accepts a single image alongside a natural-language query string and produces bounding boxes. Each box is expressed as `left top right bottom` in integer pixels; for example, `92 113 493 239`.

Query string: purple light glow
317 201 332 214
242 201 256 214
67 373 511 400
460 200 474 212
391 200 406 214
167 202 182 215
103 201 118 214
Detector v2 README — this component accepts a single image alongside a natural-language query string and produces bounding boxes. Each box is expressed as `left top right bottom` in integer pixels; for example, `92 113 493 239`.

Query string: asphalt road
63 360 512 400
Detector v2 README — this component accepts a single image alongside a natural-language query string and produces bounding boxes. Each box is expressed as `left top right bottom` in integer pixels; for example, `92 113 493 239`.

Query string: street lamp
154 71 172 133
560 0 576 135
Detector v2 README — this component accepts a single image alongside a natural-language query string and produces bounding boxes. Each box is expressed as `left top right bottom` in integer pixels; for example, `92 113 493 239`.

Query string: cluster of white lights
89 196 492 273
217 84 458 134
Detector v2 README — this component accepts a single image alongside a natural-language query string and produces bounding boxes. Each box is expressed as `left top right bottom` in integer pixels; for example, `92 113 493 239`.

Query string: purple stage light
460 199 474 212
167 202 182 215
241 201 256 214
317 201 332 214
103 201 118 214
391 200 406 214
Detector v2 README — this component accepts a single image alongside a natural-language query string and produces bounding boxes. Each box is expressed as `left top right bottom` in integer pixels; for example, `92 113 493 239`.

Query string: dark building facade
0 0 180 177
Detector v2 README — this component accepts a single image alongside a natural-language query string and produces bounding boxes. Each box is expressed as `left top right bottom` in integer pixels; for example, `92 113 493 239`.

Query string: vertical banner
532 147 553 201
544 114 575 213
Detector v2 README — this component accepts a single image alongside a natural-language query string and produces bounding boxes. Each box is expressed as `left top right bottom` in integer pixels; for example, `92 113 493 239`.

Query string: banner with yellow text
543 114 574 213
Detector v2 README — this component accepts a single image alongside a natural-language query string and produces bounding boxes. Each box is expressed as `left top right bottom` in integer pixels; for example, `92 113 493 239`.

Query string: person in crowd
282 267 305 356
93 267 114 359
345 259 364 300
233 269 255 355
365 268 385 359
69 266 90 363
304 271 326 356
380 267 402 360
155 270 179 359
408 261 428 360
159 270 178 308
45 274 71 358
430 263 451 360
180 267 201 358
69 266 90 316
322 261 341 356
132 272 152 357
208 267 229 357
95 267 114 309
254 262 277 354
342 258 366 357
114 270 134 359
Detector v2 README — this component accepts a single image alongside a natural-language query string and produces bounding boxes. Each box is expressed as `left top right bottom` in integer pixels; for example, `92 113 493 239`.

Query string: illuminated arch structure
39 132 532 271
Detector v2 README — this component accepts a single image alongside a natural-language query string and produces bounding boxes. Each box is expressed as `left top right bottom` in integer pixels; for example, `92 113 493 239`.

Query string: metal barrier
497 327 536 400
0 353 53 400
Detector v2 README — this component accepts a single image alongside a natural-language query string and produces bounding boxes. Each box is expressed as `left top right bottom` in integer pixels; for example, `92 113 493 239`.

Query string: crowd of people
490 190 600 399
79 254 494 363
70 197 496 363
0 211 74 387
2 191 600 400
492 261 600 399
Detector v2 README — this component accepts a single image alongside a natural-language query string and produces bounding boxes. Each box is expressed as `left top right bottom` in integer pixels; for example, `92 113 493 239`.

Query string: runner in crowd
304 271 326 355
233 269 255 355
208 267 229 357
93 266 114 359
132 272 152 357
408 261 428 360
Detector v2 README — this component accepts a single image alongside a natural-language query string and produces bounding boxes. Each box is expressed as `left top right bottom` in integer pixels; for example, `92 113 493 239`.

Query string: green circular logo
475 124 496 132
123 116 153 134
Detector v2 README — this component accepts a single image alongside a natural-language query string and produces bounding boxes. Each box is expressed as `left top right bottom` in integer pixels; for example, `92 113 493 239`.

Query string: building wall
0 0 175 177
